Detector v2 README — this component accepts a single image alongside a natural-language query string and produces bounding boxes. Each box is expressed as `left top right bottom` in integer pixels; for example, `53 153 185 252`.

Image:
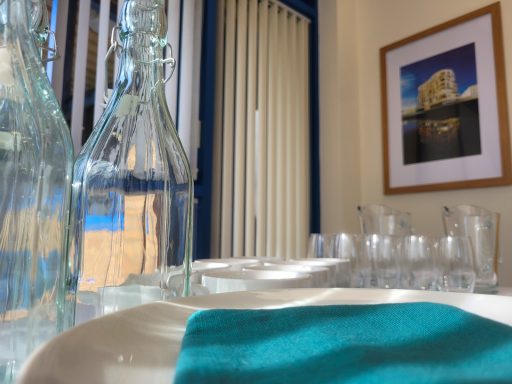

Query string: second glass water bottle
0 0 74 381
69 0 193 324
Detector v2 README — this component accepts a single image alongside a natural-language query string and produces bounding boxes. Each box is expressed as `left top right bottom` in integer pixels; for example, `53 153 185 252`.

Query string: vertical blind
48 0 203 169
211 0 311 260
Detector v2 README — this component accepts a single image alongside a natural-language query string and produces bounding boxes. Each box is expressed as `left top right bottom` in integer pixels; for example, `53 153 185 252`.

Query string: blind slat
300 20 311 251
265 4 278 257
255 0 269 257
51 0 69 102
165 0 181 120
70 0 91 154
177 0 197 164
232 0 248 257
220 0 237 258
275 8 287 258
286 15 298 258
210 0 226 259
296 19 306 257
244 0 258 257
93 0 111 125
113 0 124 79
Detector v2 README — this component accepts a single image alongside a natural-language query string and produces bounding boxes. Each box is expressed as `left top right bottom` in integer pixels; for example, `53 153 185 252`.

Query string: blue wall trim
279 0 316 18
308 0 321 233
175 0 185 130
194 0 218 260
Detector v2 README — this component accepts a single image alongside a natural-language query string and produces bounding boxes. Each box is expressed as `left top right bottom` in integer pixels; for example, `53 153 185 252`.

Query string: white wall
319 0 512 285
318 0 361 234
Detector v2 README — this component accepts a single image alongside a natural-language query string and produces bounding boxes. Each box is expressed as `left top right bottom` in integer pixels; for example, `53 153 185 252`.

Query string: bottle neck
0 0 30 45
0 0 36 90
115 34 166 99
30 0 50 47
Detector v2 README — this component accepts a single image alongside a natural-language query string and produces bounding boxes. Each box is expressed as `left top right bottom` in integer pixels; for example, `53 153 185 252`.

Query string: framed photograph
380 2 512 194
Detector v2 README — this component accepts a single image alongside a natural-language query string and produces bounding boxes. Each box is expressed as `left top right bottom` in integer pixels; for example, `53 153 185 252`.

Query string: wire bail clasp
104 27 177 82
162 43 176 84
41 29 60 63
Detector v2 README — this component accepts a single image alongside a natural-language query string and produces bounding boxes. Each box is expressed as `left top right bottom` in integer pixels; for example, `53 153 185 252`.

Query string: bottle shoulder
83 91 178 147
74 116 191 185
0 38 74 158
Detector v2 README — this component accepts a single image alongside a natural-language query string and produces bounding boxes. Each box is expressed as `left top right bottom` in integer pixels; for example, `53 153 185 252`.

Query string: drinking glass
442 205 499 293
332 233 361 287
435 236 476 293
403 235 437 290
306 233 335 258
360 234 402 289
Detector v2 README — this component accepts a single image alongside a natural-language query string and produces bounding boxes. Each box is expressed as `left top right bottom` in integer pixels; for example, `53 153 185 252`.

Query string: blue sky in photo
400 43 477 110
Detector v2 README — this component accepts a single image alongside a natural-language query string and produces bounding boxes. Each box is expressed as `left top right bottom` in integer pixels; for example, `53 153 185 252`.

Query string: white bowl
245 264 330 288
194 258 261 270
201 269 312 293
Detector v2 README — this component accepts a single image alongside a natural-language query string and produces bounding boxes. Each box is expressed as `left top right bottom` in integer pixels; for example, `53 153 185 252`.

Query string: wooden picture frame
380 2 512 194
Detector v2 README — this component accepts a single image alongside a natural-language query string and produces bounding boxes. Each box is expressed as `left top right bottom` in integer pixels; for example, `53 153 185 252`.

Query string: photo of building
400 43 481 164
417 69 458 111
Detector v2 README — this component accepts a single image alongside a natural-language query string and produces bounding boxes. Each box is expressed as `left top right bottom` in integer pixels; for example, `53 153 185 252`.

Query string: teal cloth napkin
174 302 512 384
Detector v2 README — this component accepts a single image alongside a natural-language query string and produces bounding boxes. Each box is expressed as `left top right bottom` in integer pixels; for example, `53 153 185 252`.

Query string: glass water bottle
69 0 193 324
0 0 74 381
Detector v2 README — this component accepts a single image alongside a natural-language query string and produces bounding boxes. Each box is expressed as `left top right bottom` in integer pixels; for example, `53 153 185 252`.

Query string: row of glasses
403 235 476 292
356 203 500 293
307 233 476 292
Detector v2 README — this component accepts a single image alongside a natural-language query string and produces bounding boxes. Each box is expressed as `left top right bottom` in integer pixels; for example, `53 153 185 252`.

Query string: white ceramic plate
18 288 512 384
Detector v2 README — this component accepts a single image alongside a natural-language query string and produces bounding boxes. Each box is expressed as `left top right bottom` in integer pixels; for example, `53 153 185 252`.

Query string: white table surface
17 287 512 384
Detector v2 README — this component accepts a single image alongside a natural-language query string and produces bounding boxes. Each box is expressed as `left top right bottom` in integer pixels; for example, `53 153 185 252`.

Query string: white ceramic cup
201 269 313 294
190 261 230 284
